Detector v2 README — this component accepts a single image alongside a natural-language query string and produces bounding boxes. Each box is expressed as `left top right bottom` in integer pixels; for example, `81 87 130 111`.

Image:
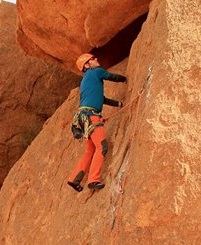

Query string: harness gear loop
72 107 104 139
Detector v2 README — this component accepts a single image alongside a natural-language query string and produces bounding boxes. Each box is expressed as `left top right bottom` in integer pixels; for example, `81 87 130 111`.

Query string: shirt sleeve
98 67 126 82
97 67 111 80
97 67 126 82
106 72 126 82
103 96 119 107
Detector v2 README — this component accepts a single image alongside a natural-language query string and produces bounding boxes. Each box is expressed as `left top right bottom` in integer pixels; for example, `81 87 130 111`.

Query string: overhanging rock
17 0 151 73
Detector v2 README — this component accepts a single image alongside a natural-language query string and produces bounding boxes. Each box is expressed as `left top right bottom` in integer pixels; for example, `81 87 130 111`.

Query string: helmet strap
82 67 88 72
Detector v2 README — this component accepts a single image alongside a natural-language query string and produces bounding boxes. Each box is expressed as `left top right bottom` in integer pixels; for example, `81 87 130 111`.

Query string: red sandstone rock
16 0 151 72
0 0 201 244
0 2 80 187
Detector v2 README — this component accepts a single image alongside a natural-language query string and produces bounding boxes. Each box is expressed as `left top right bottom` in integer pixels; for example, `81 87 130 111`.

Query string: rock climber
68 53 127 192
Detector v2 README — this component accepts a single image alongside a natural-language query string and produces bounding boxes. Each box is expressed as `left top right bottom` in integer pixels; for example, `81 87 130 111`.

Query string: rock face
17 0 151 72
0 0 201 244
0 2 80 187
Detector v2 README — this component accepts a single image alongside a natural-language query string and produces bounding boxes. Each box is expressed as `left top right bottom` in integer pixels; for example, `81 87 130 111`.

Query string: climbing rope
105 66 153 123
111 66 153 242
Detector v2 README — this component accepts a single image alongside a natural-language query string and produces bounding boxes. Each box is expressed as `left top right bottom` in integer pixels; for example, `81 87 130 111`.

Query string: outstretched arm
103 96 123 107
106 72 127 83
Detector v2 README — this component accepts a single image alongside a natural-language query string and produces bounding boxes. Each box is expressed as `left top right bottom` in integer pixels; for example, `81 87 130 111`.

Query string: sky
3 0 16 3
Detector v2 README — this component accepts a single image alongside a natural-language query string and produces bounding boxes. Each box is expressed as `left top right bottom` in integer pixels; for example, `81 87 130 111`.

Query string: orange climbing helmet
76 53 94 72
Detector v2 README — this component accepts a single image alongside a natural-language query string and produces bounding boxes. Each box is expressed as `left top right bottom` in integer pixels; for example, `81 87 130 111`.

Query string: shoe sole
67 181 83 192
88 184 105 190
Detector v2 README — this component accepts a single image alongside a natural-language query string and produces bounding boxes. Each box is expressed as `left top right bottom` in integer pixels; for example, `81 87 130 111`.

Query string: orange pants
69 115 108 184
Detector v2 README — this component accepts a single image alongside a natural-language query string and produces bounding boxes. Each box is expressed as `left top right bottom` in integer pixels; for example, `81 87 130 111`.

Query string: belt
78 106 102 116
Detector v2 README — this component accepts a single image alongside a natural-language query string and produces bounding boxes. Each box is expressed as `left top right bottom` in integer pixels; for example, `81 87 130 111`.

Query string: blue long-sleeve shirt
79 67 126 112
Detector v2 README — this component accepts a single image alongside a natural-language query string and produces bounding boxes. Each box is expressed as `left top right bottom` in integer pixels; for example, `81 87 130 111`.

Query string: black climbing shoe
67 181 83 192
88 182 105 190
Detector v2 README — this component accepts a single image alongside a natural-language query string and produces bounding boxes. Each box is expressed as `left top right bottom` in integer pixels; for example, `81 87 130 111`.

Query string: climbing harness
72 67 153 140
72 106 104 140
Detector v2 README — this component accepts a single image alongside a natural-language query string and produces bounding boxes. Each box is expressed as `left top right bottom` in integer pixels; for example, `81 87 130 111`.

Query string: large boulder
17 0 151 72
0 0 201 244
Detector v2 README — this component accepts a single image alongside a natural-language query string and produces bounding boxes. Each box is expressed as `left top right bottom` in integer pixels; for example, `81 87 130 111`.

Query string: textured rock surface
17 0 151 72
0 0 201 244
0 2 80 188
